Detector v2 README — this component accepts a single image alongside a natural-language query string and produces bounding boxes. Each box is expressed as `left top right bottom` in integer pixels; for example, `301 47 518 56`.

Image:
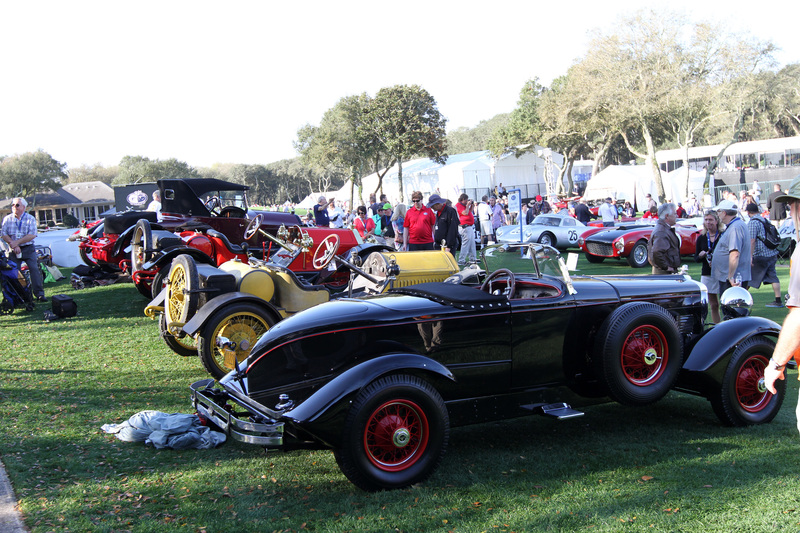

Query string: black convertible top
389 282 509 310
159 178 249 196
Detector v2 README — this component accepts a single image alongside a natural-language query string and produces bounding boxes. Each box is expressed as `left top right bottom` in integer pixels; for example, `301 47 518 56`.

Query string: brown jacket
648 219 681 272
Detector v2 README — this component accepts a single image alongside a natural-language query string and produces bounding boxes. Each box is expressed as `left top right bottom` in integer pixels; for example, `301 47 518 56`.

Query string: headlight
720 286 753 319
578 237 585 246
613 237 625 252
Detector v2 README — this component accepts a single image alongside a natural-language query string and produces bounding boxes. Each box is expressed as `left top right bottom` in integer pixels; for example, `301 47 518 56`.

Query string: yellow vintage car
145 224 462 379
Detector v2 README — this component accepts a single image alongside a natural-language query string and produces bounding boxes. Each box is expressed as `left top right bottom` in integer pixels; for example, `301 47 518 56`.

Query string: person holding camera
313 196 333 227
456 193 476 265
695 209 724 323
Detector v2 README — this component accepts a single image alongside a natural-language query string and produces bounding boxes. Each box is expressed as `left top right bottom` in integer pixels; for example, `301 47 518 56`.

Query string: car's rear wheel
79 246 98 268
150 266 169 299
585 253 604 263
537 232 555 247
159 313 197 357
710 335 785 426
334 375 449 491
594 302 682 406
627 239 649 268
131 219 154 273
197 303 276 379
165 255 199 326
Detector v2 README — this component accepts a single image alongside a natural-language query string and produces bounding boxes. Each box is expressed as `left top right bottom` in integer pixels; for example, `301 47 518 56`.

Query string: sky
0 0 797 171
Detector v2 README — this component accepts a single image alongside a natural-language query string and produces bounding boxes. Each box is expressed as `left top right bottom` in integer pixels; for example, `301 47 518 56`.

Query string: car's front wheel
594 302 682 406
197 303 276 379
537 232 555 247
710 335 785 426
334 375 449 491
627 239 649 268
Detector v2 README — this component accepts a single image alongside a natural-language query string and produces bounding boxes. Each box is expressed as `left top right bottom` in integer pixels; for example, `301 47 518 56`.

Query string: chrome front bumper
190 379 284 446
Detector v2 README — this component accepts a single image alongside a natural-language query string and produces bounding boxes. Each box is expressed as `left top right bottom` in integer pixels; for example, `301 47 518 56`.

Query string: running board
522 402 585 420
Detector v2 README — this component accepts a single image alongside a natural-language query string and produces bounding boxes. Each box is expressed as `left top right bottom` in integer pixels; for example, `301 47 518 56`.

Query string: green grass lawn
2 255 799 532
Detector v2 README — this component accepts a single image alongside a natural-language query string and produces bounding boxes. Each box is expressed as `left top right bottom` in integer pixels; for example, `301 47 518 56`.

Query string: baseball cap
382 203 392 210
712 199 738 211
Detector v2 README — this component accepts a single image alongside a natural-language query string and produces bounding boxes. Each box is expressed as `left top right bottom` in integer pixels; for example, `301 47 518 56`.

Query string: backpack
756 217 781 249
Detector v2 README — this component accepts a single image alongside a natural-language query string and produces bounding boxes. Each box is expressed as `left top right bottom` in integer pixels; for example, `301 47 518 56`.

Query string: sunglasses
12 203 23 207
412 199 422 203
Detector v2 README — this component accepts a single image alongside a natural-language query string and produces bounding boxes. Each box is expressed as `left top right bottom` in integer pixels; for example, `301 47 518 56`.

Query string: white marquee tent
336 148 564 206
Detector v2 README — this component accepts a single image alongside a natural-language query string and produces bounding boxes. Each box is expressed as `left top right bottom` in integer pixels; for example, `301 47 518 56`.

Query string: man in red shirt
456 193 476 264
402 190 435 251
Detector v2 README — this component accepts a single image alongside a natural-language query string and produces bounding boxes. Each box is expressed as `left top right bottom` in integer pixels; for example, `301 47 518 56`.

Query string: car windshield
533 215 561 227
480 243 576 294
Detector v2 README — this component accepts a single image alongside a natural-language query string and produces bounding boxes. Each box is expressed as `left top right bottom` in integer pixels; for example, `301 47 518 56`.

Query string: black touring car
191 243 784 491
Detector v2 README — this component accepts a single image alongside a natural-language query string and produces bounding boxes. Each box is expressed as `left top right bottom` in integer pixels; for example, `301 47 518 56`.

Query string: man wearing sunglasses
402 191 435 251
1 197 47 302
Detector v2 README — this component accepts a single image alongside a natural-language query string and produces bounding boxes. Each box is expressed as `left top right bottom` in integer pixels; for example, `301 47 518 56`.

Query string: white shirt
599 202 617 223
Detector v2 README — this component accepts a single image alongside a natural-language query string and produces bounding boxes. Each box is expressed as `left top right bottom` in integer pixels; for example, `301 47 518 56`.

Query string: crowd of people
284 181 796 326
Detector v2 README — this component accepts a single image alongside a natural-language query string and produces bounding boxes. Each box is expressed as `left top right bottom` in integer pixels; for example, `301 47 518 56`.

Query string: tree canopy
0 151 67 202
358 85 448 202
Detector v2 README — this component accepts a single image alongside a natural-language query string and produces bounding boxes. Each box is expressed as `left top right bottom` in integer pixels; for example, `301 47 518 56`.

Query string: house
0 181 114 226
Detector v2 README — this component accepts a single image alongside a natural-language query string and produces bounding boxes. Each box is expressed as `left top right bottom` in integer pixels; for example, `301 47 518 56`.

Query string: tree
295 93 389 208
359 85 447 202
488 79 546 157
447 114 510 154
0 150 67 201
66 163 118 185
113 156 199 185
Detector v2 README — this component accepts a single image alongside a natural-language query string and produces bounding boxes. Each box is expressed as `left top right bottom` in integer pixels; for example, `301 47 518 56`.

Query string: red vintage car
130 215 371 298
578 220 700 268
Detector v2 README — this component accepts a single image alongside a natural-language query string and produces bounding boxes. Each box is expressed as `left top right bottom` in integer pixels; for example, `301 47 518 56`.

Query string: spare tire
593 301 682 406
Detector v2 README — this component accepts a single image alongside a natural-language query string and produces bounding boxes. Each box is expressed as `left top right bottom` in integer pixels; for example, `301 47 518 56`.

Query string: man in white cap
710 199 750 293
764 174 800 432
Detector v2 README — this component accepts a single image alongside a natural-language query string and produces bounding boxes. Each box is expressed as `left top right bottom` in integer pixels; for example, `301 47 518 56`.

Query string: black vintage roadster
191 243 784 491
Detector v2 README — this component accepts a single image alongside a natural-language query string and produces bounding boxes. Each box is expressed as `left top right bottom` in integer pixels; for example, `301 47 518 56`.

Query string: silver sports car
495 214 586 248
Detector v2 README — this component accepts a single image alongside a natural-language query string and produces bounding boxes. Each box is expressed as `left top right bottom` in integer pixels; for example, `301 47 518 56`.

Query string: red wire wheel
711 335 785 426
593 302 682 406
619 325 669 386
334 375 449 491
734 354 771 413
363 400 429 472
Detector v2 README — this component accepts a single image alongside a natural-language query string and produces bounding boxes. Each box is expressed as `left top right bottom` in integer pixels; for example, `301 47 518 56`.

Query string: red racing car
578 220 700 268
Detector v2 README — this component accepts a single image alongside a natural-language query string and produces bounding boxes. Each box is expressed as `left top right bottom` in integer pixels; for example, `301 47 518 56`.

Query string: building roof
0 181 114 209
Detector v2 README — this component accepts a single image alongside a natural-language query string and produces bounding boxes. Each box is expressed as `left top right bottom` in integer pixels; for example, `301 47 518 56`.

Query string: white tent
663 167 706 203
582 165 658 210
296 192 334 210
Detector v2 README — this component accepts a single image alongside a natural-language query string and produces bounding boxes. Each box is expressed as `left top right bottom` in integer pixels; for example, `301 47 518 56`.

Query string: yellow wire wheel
197 302 276 379
165 255 199 326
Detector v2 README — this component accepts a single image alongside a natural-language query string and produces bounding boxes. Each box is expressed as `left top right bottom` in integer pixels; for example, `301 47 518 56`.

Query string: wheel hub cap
643 347 658 366
393 428 411 448
757 377 767 393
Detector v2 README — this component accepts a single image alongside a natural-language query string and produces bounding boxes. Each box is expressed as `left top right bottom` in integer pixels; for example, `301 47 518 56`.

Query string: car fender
110 225 139 257
181 292 284 337
675 316 781 393
282 353 455 445
143 246 214 271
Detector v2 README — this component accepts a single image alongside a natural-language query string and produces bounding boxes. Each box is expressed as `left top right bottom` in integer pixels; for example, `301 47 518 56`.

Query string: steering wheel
312 234 340 270
244 214 263 240
204 196 221 215
480 268 516 298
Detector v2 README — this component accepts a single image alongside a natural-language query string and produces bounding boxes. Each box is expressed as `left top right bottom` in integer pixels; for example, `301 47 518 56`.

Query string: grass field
2 254 800 532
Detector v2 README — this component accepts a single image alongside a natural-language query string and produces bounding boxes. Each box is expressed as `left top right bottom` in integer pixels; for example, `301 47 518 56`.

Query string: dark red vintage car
70 178 301 275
